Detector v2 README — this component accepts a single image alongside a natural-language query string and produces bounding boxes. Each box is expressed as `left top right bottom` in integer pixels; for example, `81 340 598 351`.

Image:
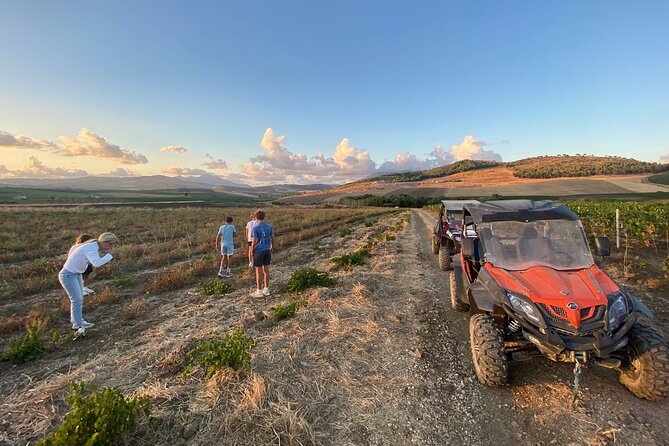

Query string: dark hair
76 233 92 244
254 209 266 220
226 216 233 223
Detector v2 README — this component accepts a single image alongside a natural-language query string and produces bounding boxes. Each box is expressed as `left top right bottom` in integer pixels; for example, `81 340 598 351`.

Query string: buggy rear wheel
431 234 440 255
619 324 669 400
469 314 508 386
449 269 469 312
439 246 452 271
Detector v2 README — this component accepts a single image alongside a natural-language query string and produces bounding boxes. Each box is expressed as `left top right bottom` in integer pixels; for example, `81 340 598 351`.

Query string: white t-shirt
63 241 113 273
245 220 258 242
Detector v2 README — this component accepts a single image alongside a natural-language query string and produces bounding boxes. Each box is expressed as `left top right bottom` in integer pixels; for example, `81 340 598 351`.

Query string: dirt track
1 209 668 445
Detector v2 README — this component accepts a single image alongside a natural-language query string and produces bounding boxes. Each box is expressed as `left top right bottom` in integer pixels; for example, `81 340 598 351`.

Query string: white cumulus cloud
160 145 187 153
1 128 149 165
203 154 228 170
660 153 669 163
0 156 90 178
162 167 211 176
449 135 503 162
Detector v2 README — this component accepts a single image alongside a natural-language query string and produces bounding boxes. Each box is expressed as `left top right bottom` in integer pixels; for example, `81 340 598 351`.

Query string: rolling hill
283 156 669 204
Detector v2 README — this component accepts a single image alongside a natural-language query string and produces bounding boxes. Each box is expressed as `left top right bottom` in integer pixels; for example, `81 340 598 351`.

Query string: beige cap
98 232 119 243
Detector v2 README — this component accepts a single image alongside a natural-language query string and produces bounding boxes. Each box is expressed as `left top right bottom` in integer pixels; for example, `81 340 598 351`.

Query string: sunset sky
1 1 668 184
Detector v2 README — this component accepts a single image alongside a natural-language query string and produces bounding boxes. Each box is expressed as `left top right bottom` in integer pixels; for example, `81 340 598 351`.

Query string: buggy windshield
480 219 594 271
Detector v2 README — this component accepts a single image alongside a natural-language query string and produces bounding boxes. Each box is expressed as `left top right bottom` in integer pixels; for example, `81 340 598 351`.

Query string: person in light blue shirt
251 209 275 297
216 216 236 277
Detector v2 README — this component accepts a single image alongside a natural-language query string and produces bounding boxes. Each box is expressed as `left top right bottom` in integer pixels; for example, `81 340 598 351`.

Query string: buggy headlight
607 294 628 330
506 291 543 326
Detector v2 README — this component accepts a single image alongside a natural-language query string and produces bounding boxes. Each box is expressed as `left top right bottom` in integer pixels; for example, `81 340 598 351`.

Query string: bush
0 324 44 363
273 297 306 321
282 268 336 292
339 228 352 237
332 249 369 269
200 279 232 296
37 381 151 446
183 328 258 378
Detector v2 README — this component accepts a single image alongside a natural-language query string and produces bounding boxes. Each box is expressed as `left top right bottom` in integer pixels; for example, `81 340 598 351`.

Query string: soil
1 209 667 445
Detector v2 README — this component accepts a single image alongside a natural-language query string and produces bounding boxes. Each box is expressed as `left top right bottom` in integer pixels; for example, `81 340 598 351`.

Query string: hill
508 155 667 178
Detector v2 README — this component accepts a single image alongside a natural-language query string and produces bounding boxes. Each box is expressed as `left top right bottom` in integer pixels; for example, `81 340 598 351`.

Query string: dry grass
1 210 411 445
122 299 148 320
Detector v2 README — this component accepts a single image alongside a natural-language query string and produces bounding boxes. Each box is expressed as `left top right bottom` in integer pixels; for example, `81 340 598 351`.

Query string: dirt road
1 209 667 445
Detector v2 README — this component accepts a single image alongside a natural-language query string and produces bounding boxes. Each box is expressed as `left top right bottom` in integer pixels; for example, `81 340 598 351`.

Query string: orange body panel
485 264 618 328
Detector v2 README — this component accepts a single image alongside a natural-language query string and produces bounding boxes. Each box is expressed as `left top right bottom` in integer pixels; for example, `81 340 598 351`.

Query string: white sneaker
252 289 263 298
262 287 270 297
248 261 254 268
72 321 95 330
74 327 86 336
226 269 232 277
82 287 94 295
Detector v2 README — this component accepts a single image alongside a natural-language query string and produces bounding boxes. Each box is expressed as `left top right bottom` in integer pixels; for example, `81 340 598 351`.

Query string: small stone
414 348 423 359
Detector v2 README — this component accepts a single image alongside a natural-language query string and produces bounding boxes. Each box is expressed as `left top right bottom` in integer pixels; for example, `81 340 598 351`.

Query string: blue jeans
59 269 84 327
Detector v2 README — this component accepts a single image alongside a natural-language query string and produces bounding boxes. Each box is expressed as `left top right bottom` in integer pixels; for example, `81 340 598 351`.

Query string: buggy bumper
511 311 636 361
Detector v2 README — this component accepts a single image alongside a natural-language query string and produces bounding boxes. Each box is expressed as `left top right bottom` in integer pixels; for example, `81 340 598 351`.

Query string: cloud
240 129 507 184
203 154 228 170
162 167 211 177
660 153 669 164
1 128 148 164
333 138 376 174
57 128 148 164
160 145 187 153
0 156 90 178
0 131 54 150
241 128 372 183
449 135 503 162
104 167 138 177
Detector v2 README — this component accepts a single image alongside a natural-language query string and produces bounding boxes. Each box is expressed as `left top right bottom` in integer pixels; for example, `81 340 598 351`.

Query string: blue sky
1 0 668 184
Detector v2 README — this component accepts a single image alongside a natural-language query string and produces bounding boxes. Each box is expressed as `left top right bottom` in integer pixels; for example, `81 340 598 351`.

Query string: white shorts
221 245 234 256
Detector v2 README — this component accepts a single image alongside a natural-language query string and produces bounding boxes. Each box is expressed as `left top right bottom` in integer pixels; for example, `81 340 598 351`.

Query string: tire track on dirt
371 210 515 445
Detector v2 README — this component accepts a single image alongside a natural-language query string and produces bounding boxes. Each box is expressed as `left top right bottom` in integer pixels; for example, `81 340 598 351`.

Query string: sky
1 0 668 185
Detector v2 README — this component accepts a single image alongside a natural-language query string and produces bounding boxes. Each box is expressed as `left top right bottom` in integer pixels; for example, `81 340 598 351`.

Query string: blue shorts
253 250 271 267
221 245 234 256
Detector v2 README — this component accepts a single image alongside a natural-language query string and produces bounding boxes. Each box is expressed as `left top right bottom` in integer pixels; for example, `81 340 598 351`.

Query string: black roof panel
463 200 579 223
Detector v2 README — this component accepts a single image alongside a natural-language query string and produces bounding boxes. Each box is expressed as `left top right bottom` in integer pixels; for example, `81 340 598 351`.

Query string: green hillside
358 155 667 184
508 155 667 178
360 159 499 183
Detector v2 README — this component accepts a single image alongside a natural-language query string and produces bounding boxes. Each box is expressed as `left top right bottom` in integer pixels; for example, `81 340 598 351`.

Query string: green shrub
112 274 134 289
282 268 336 292
200 279 232 296
332 248 369 269
365 219 377 227
0 324 44 363
183 328 258 378
273 297 306 321
38 381 150 446
339 228 351 237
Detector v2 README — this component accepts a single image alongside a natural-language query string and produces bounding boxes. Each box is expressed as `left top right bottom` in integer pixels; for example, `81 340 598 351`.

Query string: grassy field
0 206 395 300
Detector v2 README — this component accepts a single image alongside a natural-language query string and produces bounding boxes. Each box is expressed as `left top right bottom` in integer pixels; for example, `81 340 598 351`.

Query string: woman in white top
59 232 118 333
245 215 258 268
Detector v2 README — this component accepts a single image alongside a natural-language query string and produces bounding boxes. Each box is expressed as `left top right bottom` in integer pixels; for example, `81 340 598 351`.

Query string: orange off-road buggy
432 200 480 271
449 200 669 400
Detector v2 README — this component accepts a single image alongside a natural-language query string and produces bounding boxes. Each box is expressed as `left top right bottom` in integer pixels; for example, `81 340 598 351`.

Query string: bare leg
262 265 270 289
255 267 262 290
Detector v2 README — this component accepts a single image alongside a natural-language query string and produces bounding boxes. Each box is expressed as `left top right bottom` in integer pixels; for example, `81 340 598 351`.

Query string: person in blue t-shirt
250 209 275 297
216 216 236 277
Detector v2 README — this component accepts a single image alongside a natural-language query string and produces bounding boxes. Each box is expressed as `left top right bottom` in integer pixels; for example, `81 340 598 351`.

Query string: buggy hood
485 264 619 328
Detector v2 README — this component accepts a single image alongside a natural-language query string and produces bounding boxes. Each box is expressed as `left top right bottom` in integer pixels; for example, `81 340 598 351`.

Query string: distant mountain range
0 174 337 195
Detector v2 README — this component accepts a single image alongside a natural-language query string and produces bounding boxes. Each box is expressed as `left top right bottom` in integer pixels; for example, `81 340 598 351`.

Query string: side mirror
594 236 611 257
